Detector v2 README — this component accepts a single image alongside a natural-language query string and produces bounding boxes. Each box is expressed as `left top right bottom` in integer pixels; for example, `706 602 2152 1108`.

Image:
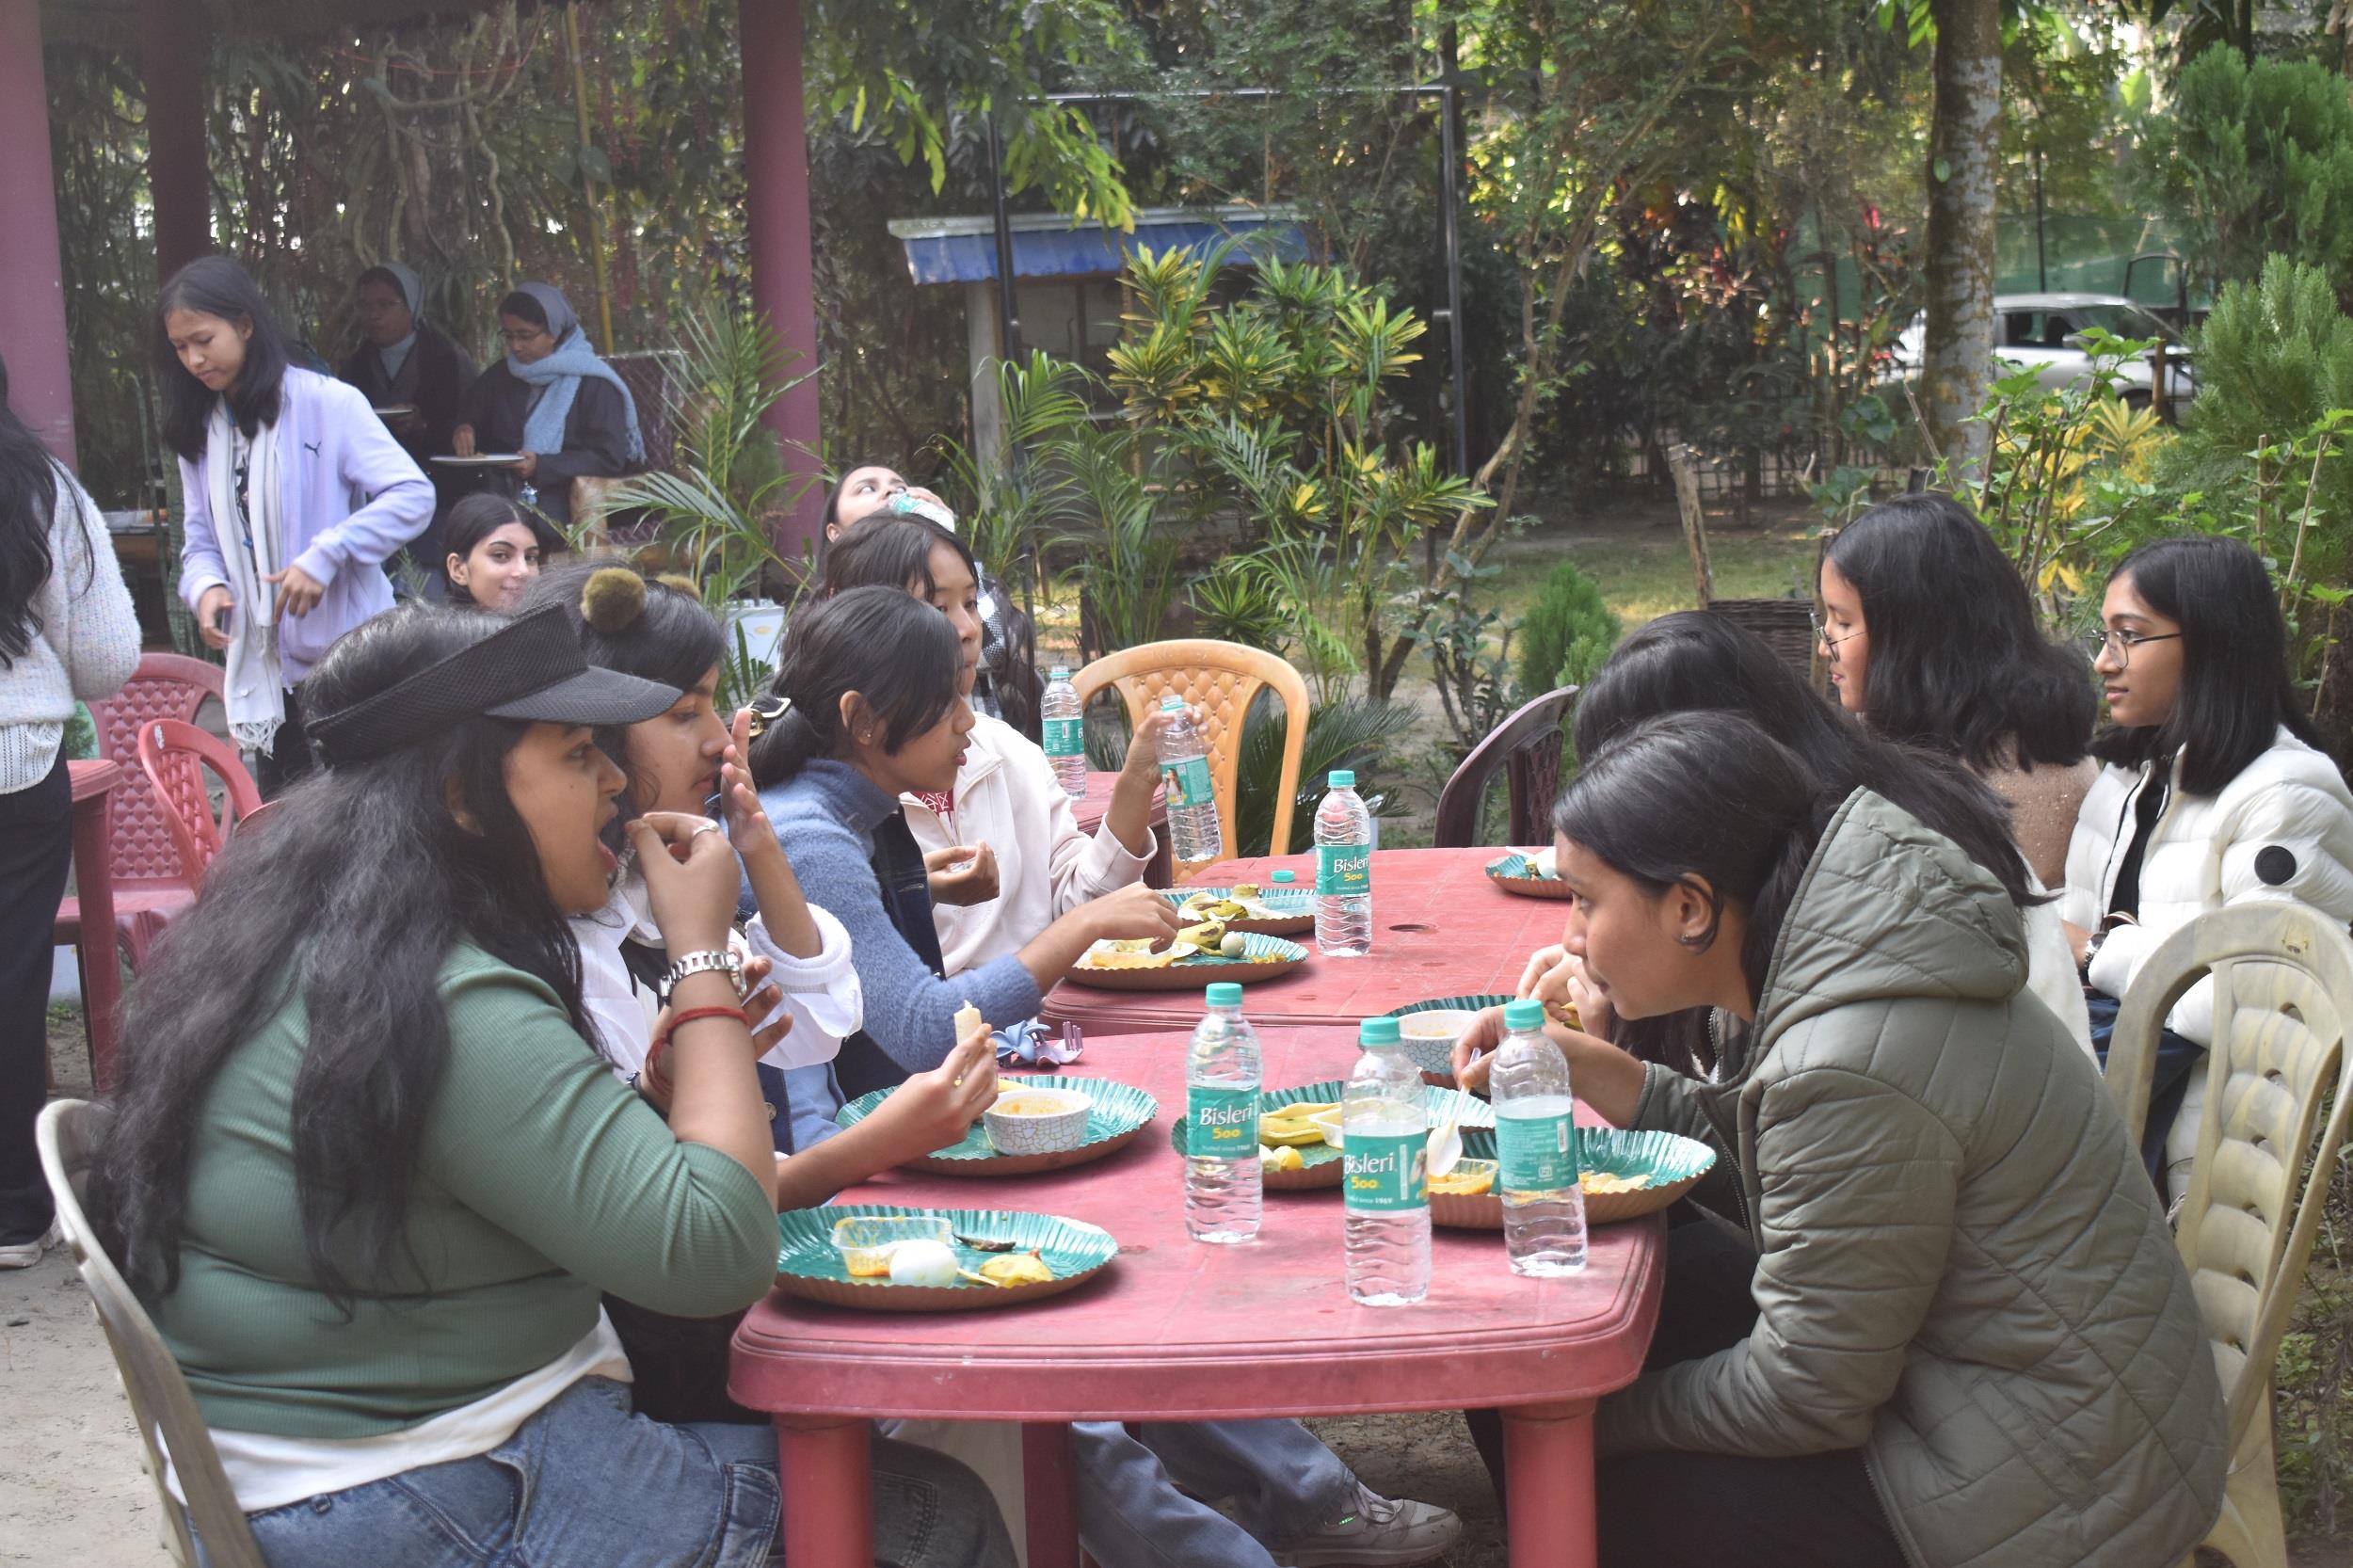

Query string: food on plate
1260 1144 1305 1172
844 1249 894 1278
1257 1102 1337 1146
976 1251 1056 1287
1173 920 1227 953
887 1239 962 1287
1076 938 1183 970
1429 1161 1497 1196
833 1214 955 1275
1397 1009 1480 1042
1530 844 1560 878
1583 1171 1653 1194
993 1094 1076 1117
1218 932 1249 958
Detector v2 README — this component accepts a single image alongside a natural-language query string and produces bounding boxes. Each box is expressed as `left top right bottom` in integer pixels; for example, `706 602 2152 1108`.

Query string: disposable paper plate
1171 1080 1495 1192
834 1074 1158 1176
1163 886 1316 936
1486 851 1574 900
1382 994 1512 1080
774 1204 1116 1312
429 453 527 466
1065 932 1309 992
1429 1128 1717 1228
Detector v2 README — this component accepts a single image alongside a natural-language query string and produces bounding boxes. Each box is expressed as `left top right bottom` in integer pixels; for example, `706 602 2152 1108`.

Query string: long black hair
822 511 973 600
0 353 82 667
156 256 296 461
520 559 724 816
746 585 962 788
1823 495 2094 772
1556 712 1830 1006
1574 612 2040 914
440 492 533 607
2089 535 2322 794
88 606 590 1310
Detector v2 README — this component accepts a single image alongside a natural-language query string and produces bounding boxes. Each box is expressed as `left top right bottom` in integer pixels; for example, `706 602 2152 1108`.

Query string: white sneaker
1270 1481 1463 1568
0 1220 60 1270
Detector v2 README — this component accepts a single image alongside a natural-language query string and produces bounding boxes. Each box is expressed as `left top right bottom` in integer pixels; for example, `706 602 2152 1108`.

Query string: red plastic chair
1433 685 1579 849
55 653 225 976
136 719 262 886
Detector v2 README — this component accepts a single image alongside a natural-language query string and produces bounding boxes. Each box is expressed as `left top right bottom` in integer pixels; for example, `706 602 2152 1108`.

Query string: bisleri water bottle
1184 983 1262 1243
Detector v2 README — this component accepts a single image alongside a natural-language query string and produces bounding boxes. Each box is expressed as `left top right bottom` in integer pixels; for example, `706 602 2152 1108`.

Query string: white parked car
1886 293 2196 405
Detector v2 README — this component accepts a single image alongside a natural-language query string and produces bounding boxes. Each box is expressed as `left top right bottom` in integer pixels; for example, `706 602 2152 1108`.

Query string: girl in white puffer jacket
2062 536 2353 1198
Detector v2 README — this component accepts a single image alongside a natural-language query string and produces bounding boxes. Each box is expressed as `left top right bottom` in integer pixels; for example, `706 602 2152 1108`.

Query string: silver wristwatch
661 948 745 1002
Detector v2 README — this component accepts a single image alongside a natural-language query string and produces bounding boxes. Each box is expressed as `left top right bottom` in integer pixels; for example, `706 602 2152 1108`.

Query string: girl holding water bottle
1451 712 2223 1568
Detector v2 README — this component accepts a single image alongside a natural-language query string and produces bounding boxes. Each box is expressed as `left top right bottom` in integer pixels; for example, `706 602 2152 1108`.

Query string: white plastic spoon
1427 1097 1465 1179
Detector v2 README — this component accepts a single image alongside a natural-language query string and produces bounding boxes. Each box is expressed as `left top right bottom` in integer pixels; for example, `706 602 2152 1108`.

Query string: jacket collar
803 758 904 836
899 709 1005 817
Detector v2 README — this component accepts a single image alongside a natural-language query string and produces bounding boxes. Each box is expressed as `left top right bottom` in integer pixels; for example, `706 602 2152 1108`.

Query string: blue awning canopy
887 205 1309 287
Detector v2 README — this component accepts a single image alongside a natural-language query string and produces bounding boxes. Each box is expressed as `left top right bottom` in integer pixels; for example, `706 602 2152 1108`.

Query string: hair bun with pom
582 567 647 633
653 572 703 603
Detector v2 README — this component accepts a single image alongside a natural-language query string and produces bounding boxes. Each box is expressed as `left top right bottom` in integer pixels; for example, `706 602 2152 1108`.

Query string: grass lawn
1483 493 1822 635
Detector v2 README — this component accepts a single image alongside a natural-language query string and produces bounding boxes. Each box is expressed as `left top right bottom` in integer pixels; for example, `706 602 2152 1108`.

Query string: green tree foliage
2138 45 2353 303
1517 561 1622 695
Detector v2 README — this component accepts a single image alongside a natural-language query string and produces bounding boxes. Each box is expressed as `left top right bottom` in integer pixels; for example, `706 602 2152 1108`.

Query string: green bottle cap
1050 666 1069 680
1205 983 1243 1007
1328 769 1356 788
1269 870 1296 884
1502 999 1545 1032
1160 696 1185 711
1358 1016 1401 1047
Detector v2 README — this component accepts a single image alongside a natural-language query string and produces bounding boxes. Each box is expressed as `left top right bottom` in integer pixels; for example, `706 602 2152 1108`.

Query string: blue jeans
228 1378 1014 1568
2087 991 2202 1190
1074 1418 1356 1568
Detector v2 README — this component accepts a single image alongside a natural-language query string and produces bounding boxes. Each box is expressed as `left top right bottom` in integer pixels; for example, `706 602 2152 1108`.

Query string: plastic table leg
776 1414 871 1566
1022 1421 1083 1568
1501 1398 1599 1568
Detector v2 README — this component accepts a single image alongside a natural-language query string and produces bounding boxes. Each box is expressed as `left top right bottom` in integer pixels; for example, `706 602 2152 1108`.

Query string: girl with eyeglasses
2061 535 2353 1195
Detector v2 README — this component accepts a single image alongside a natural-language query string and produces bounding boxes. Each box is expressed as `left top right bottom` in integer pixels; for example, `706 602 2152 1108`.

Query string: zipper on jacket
1862 1447 1929 1568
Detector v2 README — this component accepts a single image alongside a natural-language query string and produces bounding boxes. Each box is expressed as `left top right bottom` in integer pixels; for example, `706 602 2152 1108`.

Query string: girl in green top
87 604 1013 1568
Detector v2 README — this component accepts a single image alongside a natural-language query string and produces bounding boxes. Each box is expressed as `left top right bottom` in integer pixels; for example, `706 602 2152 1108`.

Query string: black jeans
1 756 73 1244
2087 990 2201 1190
1468 1208 1906 1568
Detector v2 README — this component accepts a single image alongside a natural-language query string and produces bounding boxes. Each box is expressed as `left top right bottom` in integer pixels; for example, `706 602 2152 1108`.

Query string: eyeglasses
2081 628 2182 669
1807 607 1864 656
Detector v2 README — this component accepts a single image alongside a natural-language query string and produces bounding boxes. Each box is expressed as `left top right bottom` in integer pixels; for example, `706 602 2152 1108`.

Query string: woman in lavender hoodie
160 257 434 794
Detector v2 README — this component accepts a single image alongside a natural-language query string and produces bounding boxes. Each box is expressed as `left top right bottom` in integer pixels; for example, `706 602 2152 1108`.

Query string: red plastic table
729 1023 1661 1568
66 760 125 1092
1069 770 1174 889
1044 848 1568 1034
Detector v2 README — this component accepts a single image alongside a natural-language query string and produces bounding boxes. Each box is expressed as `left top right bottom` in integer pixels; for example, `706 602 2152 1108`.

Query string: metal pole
2034 143 2047 294
984 116 1021 365
563 4 616 353
1438 84 1470 482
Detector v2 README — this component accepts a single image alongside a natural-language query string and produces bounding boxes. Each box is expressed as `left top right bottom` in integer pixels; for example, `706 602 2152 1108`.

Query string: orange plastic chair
1073 640 1310 874
135 719 263 885
2104 904 2353 1568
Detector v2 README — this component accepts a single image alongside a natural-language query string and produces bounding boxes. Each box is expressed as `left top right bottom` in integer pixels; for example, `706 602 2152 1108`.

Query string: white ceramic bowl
983 1087 1094 1156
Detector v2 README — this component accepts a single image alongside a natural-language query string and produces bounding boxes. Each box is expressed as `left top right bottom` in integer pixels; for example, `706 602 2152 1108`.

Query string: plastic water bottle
1489 1000 1588 1276
1185 983 1262 1244
887 488 957 529
1041 667 1087 799
1157 697 1222 869
1343 1016 1430 1306
1314 770 1373 957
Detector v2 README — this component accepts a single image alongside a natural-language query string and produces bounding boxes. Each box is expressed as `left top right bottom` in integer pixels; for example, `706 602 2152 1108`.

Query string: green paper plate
1382 994 1513 1079
1170 1080 1497 1192
1436 1128 1718 1227
1487 851 1573 900
1163 885 1316 936
834 1074 1159 1176
1066 931 1310 992
775 1204 1118 1312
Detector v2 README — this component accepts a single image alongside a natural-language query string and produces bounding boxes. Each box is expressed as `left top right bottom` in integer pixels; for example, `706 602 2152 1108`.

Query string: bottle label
1161 755 1213 812
1187 1086 1258 1160
1317 844 1371 896
1344 1131 1428 1212
1042 717 1084 760
1496 1112 1578 1192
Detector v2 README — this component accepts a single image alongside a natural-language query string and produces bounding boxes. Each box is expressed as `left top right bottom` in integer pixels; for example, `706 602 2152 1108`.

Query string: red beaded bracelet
642 1005 751 1102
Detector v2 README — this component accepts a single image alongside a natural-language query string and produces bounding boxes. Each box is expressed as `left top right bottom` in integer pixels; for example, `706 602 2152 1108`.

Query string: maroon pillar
0 0 77 467
139 0 211 280
739 0 825 560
